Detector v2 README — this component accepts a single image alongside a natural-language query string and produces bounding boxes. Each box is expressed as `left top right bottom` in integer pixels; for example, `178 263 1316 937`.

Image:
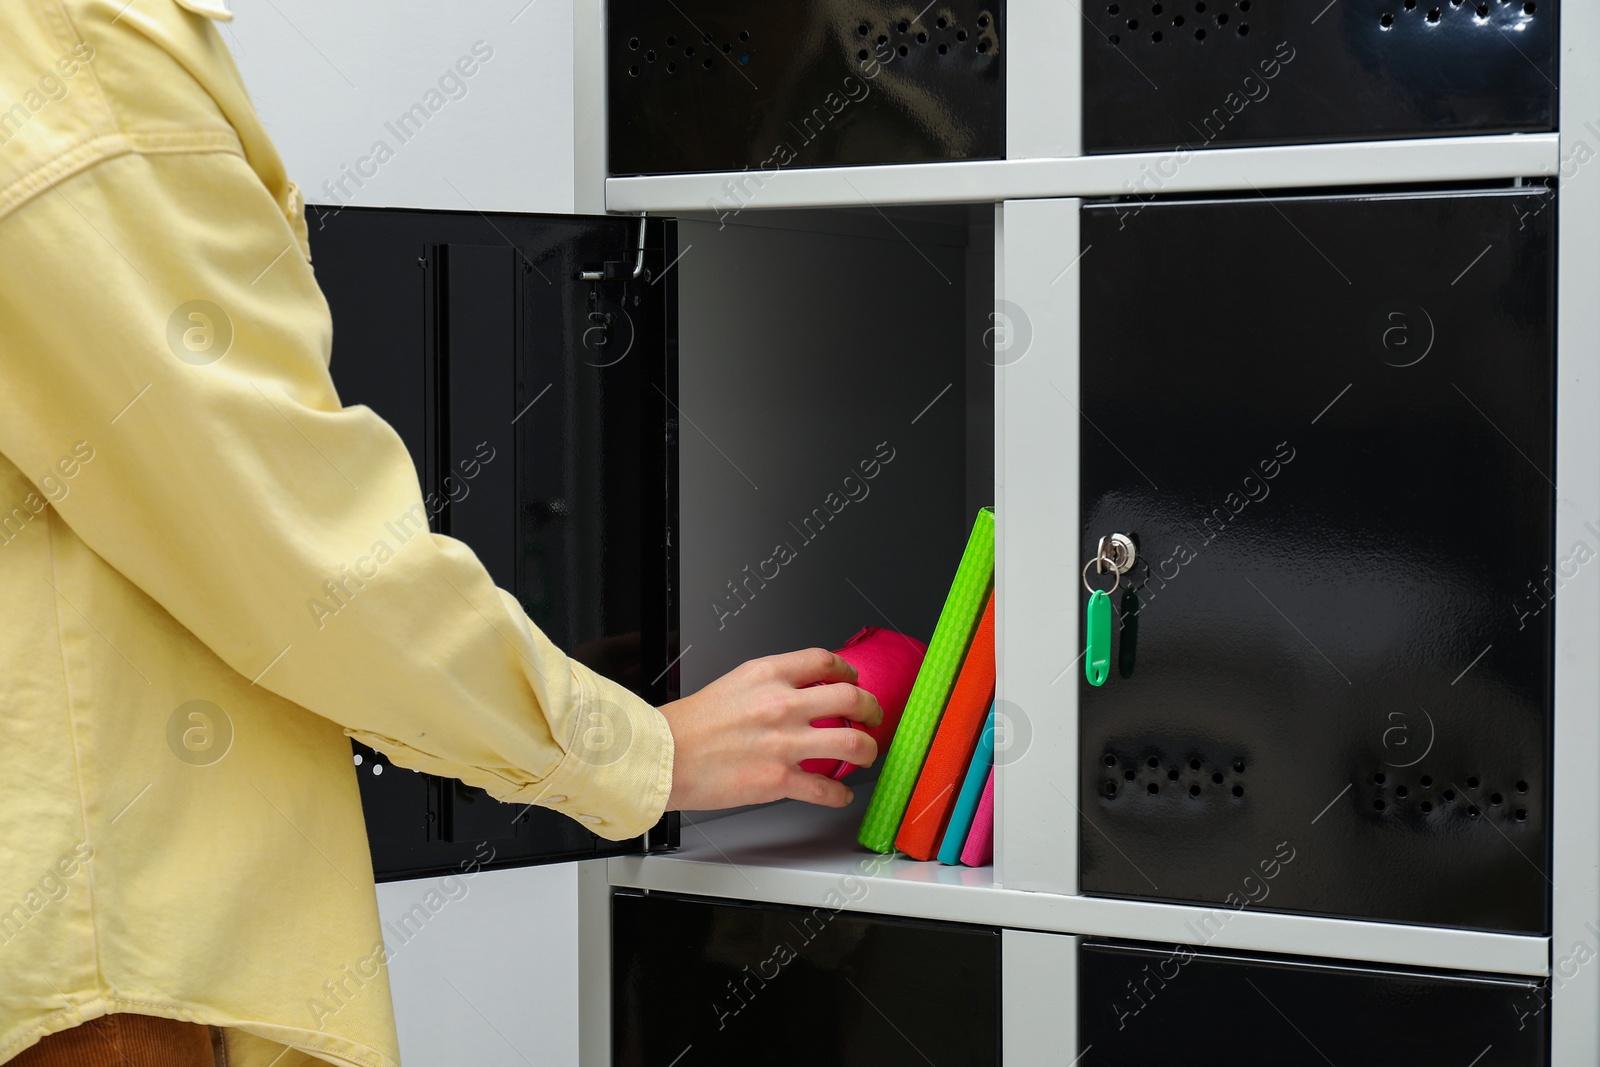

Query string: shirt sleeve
0 145 674 842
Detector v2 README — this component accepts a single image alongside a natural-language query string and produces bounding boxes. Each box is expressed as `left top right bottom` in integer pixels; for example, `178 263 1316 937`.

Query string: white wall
375 865 579 1067
223 0 581 214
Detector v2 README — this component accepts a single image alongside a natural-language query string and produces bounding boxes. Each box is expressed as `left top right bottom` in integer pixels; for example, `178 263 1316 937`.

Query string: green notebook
857 506 995 853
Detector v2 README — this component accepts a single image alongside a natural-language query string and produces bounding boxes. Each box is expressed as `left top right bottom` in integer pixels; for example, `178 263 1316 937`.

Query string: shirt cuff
509 665 677 843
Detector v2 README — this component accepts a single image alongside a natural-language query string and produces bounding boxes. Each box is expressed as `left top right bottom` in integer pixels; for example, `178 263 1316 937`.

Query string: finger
782 767 856 808
796 723 878 768
770 646 857 687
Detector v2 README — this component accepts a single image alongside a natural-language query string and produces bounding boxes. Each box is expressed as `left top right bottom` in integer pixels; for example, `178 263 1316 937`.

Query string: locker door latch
577 212 648 283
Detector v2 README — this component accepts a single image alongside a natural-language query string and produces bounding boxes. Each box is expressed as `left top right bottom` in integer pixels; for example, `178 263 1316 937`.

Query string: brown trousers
11 1014 217 1067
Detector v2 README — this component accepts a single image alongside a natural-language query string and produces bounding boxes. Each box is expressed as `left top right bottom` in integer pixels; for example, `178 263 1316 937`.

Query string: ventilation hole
1420 801 1433 813
629 64 640 76
977 13 990 26
1212 771 1224 784
877 34 888 44
1420 775 1433 788
897 44 909 55
1147 756 1160 768
917 31 928 42
1373 772 1386 785
1166 768 1179 781
1524 1 1536 11
858 22 869 35
1427 7 1441 21
1515 808 1528 821
1237 21 1249 32
666 61 677 73
1239 0 1249 8
1217 11 1229 23
1467 775 1480 789
353 752 364 766
1490 792 1504 805
1468 805 1481 818
1374 798 1386 811
372 763 384 776
1124 769 1137 782
1195 1 1206 10
1190 784 1201 797
702 32 713 42
1103 753 1118 767
1516 780 1529 793
1128 18 1140 28
957 28 968 39
723 42 733 52
1174 14 1185 25
1105 781 1118 797
646 49 657 61
1189 758 1202 771
684 45 695 56
1396 786 1409 799
857 48 869 60
665 35 677 46
1148 782 1160 795
897 18 909 31
1108 2 1120 12
628 36 640 49
1232 785 1244 798
1195 27 1206 38
704 57 714 68
1151 29 1163 40
1476 3 1488 14
977 38 990 51
1152 2 1164 12
1232 759 1245 773
1404 0 1415 8
937 15 949 27
739 29 750 41
1443 789 1456 801
939 41 951 51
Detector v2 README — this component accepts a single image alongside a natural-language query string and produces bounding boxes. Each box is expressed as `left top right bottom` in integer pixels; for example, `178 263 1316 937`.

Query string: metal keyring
1083 557 1121 596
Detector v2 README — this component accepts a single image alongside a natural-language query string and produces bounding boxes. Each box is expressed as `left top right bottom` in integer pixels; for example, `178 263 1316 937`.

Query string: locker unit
1076 187 1555 933
1082 0 1559 153
225 0 1600 1061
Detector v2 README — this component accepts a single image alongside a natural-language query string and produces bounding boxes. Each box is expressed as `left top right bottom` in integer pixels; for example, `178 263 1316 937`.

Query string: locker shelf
606 133 1557 213
607 783 1550 978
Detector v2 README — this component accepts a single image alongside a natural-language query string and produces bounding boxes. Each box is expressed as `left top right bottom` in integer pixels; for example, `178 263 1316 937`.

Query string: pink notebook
959 767 995 867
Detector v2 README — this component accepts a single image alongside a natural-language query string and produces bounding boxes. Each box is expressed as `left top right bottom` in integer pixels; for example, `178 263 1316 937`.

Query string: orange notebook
894 590 997 860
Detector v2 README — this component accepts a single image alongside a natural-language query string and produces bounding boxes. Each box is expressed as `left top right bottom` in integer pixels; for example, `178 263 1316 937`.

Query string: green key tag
1085 589 1112 687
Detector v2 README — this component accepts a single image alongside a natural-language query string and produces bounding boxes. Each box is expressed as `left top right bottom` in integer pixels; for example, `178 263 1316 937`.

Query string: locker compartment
1082 1 1557 154
1077 188 1554 932
1079 939 1548 1065
311 205 992 878
311 208 679 879
611 890 1002 1066
607 0 1004 176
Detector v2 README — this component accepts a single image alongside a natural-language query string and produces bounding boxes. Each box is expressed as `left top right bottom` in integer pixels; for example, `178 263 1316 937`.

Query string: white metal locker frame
590 2 1600 1064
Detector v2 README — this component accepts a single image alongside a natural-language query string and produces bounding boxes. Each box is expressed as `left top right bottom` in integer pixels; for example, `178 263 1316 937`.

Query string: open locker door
308 207 680 880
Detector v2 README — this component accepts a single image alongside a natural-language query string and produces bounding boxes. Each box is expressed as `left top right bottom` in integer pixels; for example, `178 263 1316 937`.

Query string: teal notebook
937 705 996 865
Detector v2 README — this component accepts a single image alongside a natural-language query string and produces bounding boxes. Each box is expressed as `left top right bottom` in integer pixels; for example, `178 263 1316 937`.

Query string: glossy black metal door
1080 940 1548 1065
310 207 679 879
608 0 1004 176
1078 188 1554 932
612 890 1001 1066
1083 0 1557 153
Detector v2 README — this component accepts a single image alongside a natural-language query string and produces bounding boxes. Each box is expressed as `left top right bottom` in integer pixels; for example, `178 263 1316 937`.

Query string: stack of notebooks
857 507 997 866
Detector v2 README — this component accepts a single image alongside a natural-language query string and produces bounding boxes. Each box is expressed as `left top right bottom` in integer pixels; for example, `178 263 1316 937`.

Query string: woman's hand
658 647 884 812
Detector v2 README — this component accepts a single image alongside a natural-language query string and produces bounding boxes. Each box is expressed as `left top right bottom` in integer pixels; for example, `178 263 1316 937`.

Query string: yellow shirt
0 1 675 1064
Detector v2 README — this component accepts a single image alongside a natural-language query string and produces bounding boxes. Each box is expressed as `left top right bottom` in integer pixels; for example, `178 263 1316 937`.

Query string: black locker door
1078 187 1554 932
1079 940 1548 1066
308 207 680 880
